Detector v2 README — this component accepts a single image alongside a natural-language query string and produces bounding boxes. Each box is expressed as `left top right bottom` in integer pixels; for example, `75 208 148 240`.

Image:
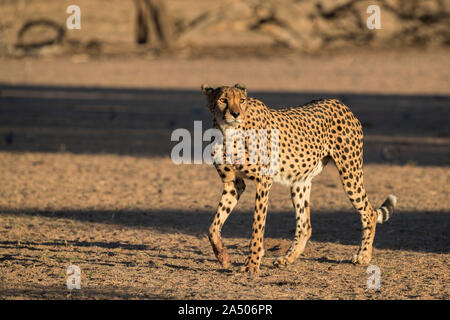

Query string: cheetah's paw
273 256 290 268
240 264 260 274
351 253 371 265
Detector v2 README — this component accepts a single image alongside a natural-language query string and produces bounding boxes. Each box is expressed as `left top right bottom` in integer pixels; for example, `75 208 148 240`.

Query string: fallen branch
16 19 65 50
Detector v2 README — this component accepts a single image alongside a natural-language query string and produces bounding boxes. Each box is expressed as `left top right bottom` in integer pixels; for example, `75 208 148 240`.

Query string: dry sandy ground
0 154 448 299
0 50 449 299
1 49 449 94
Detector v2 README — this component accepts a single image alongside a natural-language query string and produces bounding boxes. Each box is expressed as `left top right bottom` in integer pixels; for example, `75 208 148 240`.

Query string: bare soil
0 154 448 300
0 49 449 299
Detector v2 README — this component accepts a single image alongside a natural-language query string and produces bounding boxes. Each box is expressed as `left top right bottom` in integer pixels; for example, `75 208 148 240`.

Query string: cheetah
201 83 397 274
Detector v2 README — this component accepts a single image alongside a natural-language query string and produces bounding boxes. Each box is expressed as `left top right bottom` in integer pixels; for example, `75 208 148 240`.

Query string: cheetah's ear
234 83 247 95
201 83 214 96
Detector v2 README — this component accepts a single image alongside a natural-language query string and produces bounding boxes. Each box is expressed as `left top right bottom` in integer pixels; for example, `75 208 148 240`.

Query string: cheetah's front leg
209 178 246 268
241 177 273 274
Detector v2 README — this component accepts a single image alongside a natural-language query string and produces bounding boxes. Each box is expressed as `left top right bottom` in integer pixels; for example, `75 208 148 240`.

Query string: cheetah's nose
230 110 240 118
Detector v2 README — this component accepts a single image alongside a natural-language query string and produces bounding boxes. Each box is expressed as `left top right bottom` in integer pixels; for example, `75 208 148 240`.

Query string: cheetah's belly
272 159 325 187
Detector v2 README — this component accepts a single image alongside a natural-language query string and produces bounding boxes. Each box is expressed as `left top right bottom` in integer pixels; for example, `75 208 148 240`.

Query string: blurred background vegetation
0 0 448 59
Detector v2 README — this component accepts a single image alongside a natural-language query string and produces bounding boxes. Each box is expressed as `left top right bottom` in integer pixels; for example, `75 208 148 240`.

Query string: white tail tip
386 194 397 207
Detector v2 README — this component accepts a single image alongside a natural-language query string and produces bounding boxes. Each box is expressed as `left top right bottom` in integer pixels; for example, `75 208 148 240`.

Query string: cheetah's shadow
1 207 448 254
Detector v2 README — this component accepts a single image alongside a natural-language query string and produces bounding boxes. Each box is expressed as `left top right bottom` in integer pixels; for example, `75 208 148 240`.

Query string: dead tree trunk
134 0 174 48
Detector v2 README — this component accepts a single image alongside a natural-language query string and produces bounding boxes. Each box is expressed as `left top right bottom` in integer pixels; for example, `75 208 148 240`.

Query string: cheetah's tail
376 195 397 224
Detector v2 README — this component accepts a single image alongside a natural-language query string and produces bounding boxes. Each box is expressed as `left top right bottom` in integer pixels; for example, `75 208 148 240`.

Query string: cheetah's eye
219 98 227 104
240 98 246 104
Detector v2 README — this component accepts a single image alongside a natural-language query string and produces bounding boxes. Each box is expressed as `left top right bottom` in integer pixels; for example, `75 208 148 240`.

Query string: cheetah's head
201 83 248 127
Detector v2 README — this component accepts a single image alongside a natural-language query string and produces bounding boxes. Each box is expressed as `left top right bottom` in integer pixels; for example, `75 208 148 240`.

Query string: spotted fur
201 83 397 274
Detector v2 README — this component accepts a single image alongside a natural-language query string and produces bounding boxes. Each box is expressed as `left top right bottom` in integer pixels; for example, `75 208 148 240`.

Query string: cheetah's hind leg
274 180 312 268
332 146 397 264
